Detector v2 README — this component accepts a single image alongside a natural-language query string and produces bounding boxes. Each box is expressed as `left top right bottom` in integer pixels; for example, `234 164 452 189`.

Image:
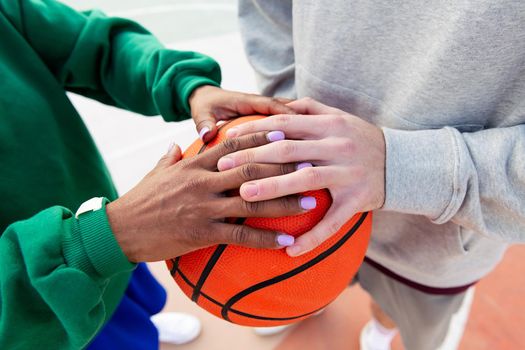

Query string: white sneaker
150 312 202 345
253 324 291 336
359 320 396 350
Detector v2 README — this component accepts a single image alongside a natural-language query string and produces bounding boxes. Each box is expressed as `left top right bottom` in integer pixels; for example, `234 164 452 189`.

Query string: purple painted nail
266 131 285 142
300 196 317 210
217 157 234 171
199 126 210 140
277 234 295 247
296 162 313 170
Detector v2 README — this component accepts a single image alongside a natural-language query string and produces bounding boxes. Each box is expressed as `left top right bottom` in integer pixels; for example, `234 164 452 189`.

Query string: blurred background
61 1 525 349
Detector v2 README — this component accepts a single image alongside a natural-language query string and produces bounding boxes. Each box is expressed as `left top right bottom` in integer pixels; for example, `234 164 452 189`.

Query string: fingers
286 97 344 115
211 195 312 218
217 139 327 172
286 203 353 256
193 113 218 143
274 96 295 104
239 166 339 202
197 131 282 169
212 223 295 249
156 143 182 169
239 94 297 117
226 114 328 139
213 162 297 191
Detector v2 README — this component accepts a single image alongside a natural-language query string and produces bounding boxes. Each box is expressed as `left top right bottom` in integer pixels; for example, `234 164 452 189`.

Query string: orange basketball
166 116 372 327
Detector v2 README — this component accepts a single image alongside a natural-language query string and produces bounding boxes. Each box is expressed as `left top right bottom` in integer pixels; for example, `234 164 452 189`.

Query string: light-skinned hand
216 98 386 257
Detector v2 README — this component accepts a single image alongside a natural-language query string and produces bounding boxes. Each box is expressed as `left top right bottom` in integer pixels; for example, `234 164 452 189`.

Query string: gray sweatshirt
239 0 525 288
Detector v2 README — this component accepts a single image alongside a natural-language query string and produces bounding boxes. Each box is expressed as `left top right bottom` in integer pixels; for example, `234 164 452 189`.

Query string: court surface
61 1 525 349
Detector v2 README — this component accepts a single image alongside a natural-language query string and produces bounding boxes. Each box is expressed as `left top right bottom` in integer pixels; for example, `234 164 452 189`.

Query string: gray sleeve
382 125 525 243
238 0 296 98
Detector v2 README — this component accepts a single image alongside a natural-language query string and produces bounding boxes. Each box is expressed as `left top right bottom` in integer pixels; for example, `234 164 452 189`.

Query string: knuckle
221 138 241 153
185 177 206 190
336 138 355 156
250 133 262 147
280 197 297 212
328 219 343 235
304 233 323 251
330 115 347 129
242 200 261 215
280 163 295 175
275 114 292 127
303 167 323 188
177 158 192 170
232 225 250 245
270 97 281 105
302 96 315 104
240 163 260 180
278 141 296 159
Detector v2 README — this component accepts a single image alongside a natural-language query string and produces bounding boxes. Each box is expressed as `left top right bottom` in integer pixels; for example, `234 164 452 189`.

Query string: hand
217 98 386 257
188 85 296 142
107 132 310 262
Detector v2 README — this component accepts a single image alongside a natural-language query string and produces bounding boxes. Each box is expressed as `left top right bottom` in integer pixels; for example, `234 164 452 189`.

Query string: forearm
0 205 134 349
0 0 221 121
383 124 525 243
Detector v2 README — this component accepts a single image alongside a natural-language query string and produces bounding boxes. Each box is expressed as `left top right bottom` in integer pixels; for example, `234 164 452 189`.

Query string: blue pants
88 263 167 350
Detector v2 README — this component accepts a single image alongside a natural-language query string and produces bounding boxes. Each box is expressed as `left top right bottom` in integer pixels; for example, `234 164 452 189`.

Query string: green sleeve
0 205 136 349
0 0 221 121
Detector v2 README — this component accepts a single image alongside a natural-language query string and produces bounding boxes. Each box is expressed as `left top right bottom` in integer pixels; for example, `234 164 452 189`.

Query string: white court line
110 3 236 19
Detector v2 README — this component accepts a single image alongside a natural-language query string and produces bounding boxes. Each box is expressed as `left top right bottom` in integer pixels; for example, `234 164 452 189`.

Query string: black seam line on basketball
175 266 330 321
220 212 369 321
197 120 233 154
190 218 244 302
191 245 227 302
169 257 180 277
191 121 244 302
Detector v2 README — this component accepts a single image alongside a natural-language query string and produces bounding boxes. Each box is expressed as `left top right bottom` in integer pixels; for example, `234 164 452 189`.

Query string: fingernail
287 245 304 256
296 162 313 170
266 131 285 142
199 126 210 140
300 196 317 210
277 234 295 247
167 142 175 153
242 183 259 198
226 128 238 138
217 157 234 171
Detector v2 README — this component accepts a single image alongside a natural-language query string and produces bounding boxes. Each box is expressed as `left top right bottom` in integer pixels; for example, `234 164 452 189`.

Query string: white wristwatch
75 197 106 218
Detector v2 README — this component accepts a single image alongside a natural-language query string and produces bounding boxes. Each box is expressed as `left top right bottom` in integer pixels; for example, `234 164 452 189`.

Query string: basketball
166 116 372 327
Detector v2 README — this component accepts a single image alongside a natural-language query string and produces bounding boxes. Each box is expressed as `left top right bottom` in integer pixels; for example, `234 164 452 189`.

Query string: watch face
76 197 105 218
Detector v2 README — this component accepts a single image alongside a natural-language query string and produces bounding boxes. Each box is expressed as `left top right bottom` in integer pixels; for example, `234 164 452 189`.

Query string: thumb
156 142 182 169
286 204 350 257
193 113 218 143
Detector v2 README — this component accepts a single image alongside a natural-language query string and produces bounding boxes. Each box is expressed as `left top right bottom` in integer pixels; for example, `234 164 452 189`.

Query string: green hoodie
0 0 221 348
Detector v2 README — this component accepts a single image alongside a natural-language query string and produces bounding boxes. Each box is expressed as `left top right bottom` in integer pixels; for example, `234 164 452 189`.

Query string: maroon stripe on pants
363 257 477 295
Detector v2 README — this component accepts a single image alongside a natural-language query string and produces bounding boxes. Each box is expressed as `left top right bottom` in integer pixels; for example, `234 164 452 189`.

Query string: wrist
106 199 142 263
65 197 135 277
188 85 218 112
